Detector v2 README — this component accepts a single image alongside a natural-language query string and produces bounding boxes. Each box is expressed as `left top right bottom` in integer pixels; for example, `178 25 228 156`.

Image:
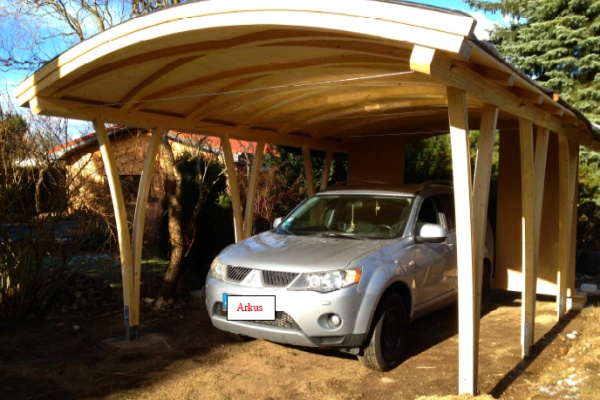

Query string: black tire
358 293 408 372
229 333 256 343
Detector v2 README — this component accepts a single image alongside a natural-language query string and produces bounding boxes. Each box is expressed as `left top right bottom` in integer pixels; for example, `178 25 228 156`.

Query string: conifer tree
465 0 600 122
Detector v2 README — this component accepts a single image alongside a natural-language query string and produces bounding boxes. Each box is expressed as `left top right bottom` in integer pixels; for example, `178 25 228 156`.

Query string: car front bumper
205 275 372 348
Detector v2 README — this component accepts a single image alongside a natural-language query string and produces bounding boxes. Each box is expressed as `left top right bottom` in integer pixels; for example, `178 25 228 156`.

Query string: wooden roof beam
409 45 600 152
28 96 348 152
538 96 565 117
509 87 544 105
473 65 516 86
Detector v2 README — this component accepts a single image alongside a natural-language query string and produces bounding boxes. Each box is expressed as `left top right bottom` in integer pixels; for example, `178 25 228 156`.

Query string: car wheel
358 293 407 372
229 333 256 342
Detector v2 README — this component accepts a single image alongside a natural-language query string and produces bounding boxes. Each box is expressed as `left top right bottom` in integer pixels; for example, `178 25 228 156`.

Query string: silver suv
205 181 494 371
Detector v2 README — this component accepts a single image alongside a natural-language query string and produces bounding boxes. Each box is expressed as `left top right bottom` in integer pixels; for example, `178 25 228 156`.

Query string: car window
277 194 412 239
416 193 455 231
417 197 438 225
438 194 455 231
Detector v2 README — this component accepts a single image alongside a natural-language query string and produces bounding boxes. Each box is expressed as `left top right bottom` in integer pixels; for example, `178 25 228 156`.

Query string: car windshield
276 194 412 239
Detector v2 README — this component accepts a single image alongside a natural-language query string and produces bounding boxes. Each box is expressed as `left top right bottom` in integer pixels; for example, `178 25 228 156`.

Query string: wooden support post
557 136 578 318
447 86 477 396
302 145 316 196
519 118 537 357
93 120 135 340
533 127 549 312
130 127 163 336
243 140 265 239
222 135 244 243
472 104 498 319
534 127 549 248
320 150 334 191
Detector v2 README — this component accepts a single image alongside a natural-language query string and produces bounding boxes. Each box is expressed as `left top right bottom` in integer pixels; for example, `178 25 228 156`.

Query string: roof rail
325 180 393 189
418 180 453 190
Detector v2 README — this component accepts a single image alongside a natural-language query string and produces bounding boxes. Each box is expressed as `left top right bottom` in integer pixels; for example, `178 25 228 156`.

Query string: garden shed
14 0 600 395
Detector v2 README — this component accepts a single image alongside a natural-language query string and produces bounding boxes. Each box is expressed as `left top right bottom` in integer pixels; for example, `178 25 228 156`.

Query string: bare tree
0 0 187 72
2 0 196 302
159 131 184 298
158 132 225 299
0 94 114 317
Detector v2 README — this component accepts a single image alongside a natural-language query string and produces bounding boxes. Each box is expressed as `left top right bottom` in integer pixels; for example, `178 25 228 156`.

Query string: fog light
329 314 342 328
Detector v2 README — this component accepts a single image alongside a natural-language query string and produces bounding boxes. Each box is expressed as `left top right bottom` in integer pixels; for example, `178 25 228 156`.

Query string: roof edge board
410 46 600 152
15 0 474 106
470 39 600 141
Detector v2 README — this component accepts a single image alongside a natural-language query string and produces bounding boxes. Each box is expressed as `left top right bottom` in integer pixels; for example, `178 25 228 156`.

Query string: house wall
64 130 196 245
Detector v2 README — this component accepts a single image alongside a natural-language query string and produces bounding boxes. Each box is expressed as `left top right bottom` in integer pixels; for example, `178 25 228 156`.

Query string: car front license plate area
226 294 276 321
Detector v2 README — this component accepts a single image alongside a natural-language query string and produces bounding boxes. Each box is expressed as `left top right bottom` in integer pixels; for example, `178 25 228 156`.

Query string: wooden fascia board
469 44 579 122
410 46 600 152
28 96 348 153
15 0 474 107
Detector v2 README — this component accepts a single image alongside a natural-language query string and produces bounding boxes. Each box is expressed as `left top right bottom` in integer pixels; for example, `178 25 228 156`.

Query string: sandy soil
1 286 599 400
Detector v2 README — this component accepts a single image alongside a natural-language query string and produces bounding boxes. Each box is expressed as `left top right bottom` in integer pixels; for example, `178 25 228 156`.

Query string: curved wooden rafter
48 29 358 98
311 103 452 139
184 74 271 121
190 63 415 125
308 100 448 137
129 54 407 111
263 86 445 133
120 56 200 111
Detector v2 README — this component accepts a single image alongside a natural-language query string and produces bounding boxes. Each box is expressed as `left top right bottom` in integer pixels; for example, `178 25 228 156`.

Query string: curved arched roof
15 0 600 151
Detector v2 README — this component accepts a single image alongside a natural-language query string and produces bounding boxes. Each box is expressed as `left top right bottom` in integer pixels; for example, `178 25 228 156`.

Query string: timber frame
15 0 600 396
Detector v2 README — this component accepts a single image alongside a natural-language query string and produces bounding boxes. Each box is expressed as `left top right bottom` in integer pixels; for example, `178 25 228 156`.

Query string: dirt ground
1 279 599 400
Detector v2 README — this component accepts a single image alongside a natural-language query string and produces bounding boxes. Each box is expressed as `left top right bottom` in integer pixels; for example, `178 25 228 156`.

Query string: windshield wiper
316 232 365 240
276 226 293 235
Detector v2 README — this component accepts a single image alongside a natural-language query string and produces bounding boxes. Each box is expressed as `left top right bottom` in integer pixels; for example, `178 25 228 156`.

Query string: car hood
218 231 388 272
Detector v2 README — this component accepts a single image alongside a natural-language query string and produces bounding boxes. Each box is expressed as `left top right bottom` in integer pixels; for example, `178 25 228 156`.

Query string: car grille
262 271 298 287
212 302 300 330
225 266 298 287
226 266 252 282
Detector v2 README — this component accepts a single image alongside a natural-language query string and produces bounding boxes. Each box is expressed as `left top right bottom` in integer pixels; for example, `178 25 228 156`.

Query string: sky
421 0 504 37
1 0 504 136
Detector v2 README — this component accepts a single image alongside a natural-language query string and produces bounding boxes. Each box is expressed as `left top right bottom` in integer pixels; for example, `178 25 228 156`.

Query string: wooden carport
14 0 600 395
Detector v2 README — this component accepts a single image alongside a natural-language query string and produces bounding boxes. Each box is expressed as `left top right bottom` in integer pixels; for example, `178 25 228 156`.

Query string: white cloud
470 11 498 40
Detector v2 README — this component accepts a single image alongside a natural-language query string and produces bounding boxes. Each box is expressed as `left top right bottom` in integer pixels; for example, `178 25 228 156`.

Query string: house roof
50 127 262 160
15 0 600 152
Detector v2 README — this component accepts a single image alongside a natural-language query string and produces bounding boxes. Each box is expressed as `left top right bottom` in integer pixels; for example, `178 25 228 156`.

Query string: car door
412 193 457 312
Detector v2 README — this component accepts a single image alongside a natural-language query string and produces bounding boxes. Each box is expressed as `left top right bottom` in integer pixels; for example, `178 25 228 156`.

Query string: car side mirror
272 217 282 229
416 223 447 243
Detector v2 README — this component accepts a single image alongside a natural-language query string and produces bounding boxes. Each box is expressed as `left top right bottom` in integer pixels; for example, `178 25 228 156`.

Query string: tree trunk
35 166 48 214
159 132 184 299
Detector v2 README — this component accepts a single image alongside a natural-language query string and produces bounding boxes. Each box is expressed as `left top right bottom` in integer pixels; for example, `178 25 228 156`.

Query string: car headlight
209 257 226 281
288 267 362 293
